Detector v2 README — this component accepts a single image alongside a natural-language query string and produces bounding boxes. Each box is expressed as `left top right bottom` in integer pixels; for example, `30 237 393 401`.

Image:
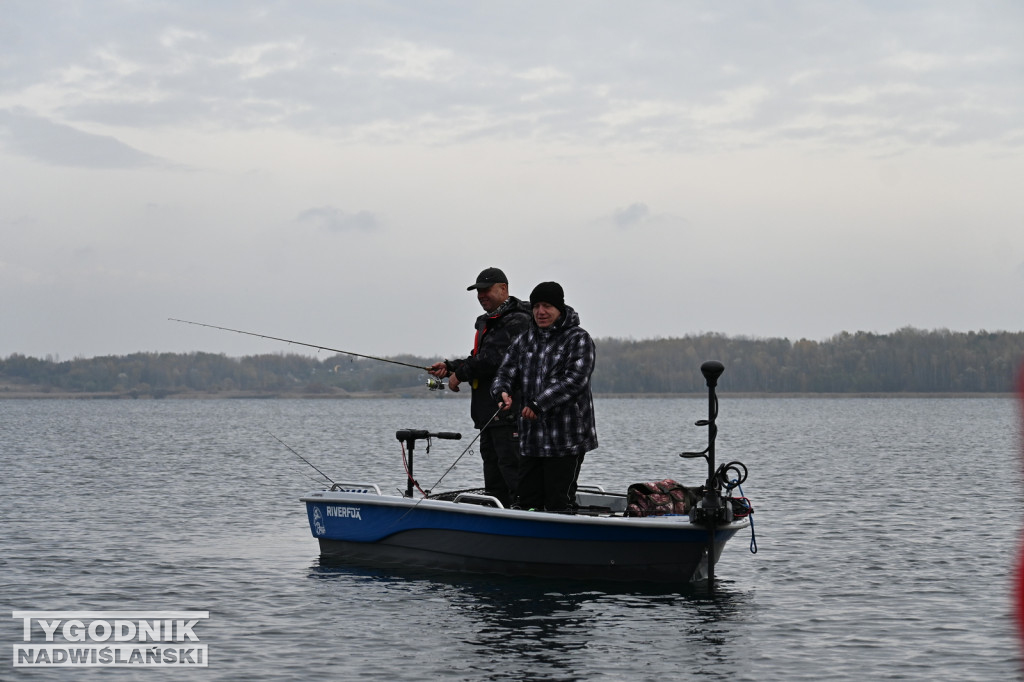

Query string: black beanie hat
530 281 565 313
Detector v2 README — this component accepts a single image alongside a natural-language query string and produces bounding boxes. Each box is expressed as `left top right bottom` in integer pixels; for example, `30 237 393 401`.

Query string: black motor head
701 360 725 387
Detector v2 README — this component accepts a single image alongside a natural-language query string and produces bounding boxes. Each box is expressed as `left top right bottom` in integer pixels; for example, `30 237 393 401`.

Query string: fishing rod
425 409 501 493
169 318 431 371
267 430 335 485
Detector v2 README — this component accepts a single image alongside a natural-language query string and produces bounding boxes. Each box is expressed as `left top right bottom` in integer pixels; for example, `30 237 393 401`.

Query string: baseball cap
467 267 508 291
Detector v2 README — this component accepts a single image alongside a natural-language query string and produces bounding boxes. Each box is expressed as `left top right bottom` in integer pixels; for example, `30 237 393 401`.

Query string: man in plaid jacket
492 281 598 511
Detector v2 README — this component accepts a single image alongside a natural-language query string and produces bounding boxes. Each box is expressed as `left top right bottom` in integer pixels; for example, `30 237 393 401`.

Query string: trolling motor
396 429 462 497
681 361 749 583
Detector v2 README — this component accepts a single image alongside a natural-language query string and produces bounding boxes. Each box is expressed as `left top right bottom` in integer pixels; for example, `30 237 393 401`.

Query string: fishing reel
425 376 447 391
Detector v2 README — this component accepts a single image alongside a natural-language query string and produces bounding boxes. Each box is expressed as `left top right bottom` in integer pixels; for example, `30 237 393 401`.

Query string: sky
2 1 1023 361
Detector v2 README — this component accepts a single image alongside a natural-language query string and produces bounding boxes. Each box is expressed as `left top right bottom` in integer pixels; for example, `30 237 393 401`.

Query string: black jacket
448 296 531 428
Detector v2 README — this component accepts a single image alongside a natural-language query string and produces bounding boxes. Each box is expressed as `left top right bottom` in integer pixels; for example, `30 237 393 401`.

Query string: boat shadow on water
306 557 755 677
307 556 752 608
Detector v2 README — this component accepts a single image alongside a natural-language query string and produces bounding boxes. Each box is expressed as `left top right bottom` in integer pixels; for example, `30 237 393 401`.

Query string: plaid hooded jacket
491 305 598 458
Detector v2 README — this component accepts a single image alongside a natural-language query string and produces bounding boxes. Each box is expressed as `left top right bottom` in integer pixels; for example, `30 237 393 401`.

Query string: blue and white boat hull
301 487 748 583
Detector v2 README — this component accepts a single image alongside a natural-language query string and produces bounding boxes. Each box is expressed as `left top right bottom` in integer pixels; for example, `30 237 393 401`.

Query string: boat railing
329 482 382 495
453 492 505 509
575 484 606 493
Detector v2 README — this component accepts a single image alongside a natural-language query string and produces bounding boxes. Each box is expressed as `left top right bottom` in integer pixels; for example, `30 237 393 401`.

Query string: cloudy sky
2 1 1022 361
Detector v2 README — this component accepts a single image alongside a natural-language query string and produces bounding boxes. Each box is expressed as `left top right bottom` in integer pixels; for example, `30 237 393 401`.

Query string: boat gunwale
301 489 752 530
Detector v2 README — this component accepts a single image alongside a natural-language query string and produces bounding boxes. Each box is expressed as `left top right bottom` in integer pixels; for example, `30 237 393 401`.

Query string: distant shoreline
0 387 1014 400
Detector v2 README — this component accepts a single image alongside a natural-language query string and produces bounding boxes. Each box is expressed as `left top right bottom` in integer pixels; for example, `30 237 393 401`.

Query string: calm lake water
1 396 1021 680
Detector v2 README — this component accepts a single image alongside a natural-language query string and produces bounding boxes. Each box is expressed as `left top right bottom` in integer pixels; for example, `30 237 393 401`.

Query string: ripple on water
0 398 1020 680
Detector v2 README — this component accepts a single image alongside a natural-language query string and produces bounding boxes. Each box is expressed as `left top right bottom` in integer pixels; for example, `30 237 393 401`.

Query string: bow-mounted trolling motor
681 361 751 582
395 429 462 498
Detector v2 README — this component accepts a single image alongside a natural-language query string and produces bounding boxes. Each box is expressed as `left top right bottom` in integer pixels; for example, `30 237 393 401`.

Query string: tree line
2 327 1022 397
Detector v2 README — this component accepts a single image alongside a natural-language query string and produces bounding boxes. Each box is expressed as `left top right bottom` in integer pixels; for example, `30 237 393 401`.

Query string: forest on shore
2 327 1022 398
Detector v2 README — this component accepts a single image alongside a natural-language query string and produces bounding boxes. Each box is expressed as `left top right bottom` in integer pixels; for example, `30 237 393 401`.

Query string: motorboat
301 361 755 583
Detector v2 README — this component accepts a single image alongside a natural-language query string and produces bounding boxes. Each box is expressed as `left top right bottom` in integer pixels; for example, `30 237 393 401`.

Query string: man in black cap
429 268 531 507
492 281 598 512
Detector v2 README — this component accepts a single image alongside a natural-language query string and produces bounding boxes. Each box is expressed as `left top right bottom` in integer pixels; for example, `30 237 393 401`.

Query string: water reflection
308 560 753 681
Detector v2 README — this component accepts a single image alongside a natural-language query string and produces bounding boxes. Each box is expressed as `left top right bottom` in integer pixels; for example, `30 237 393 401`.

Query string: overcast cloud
1 1 1022 361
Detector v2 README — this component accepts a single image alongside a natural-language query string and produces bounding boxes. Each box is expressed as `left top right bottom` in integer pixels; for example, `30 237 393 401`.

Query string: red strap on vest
472 312 501 356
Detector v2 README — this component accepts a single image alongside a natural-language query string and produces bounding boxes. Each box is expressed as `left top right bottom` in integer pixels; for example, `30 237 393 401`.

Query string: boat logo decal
326 505 362 521
312 506 326 536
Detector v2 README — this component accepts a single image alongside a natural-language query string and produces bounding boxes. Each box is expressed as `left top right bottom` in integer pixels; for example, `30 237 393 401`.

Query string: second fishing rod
170 318 450 390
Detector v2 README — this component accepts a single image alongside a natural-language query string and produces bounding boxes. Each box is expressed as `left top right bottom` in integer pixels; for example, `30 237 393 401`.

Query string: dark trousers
517 454 585 512
479 425 520 508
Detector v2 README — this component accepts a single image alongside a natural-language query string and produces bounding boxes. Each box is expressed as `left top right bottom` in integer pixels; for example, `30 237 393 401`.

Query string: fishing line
169 318 431 371
425 408 502 494
266 430 334 485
